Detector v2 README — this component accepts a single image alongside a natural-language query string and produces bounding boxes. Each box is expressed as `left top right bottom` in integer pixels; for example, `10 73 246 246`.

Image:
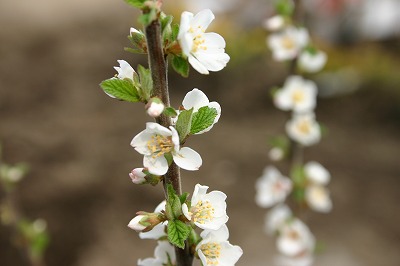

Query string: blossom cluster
255 2 332 265
101 6 241 266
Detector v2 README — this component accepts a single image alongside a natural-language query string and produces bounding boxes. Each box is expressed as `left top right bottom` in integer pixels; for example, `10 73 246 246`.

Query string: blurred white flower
182 184 228 230
265 204 292 235
269 147 285 161
264 15 285 31
131 122 202 175
268 26 309 61
306 185 332 213
181 88 221 134
286 113 320 146
298 50 327 73
114 60 135 81
274 76 317 113
304 161 330 185
196 225 243 266
178 9 230 74
138 241 176 266
277 218 315 257
255 166 292 208
139 201 167 240
129 168 147 184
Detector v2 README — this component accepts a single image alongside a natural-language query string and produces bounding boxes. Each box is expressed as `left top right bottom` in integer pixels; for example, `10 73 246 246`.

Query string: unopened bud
128 215 147 232
269 147 284 161
264 15 285 31
146 98 165 118
128 212 165 232
129 168 147 184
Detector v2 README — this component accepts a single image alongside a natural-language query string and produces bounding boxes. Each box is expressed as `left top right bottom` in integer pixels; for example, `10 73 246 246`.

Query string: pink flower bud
146 98 165 118
129 168 147 184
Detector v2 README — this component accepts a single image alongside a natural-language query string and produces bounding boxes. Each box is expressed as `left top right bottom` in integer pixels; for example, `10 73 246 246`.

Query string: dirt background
1 1 399 266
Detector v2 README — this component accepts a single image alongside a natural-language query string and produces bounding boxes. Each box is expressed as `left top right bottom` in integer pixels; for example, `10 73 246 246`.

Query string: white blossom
255 166 292 208
286 113 320 146
298 50 327 73
196 225 243 266
265 204 292 235
304 161 330 185
131 122 202 175
305 185 332 213
178 9 230 74
139 201 167 240
264 15 285 31
127 215 147 232
277 218 315 257
182 184 228 230
129 168 147 184
138 241 176 266
181 88 221 134
114 60 135 81
274 76 317 113
268 26 309 61
269 147 285 161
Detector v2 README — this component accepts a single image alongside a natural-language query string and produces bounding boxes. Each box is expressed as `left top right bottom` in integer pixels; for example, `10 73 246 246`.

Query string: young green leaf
167 184 182 218
179 192 189 205
138 8 157 27
100 78 140 102
124 0 146 9
167 220 190 249
176 108 193 143
275 0 295 17
164 107 178 117
190 106 218 134
171 23 180 42
127 31 147 54
171 55 189 78
137 65 153 101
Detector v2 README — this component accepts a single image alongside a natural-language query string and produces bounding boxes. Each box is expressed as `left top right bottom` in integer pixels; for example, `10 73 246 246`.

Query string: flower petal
191 9 215 30
182 88 210 111
188 55 209 74
131 131 153 155
144 156 169 176
173 147 202 171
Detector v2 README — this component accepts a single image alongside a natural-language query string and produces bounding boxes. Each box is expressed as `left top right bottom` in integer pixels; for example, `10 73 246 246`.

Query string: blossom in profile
304 161 330 185
178 9 230 74
298 50 327 73
131 122 202 175
138 241 176 266
255 166 292 208
286 113 320 146
265 204 292 235
274 76 317 113
276 218 315 257
268 26 309 61
114 60 135 81
129 168 147 184
305 185 332 213
181 88 221 134
196 225 243 266
139 201 167 240
182 184 228 230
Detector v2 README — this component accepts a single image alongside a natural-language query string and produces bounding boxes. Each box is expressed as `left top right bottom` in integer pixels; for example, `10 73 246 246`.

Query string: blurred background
0 0 399 265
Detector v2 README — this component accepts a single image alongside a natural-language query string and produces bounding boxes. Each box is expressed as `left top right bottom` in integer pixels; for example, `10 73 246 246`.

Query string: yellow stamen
146 135 173 159
201 242 222 265
191 200 214 224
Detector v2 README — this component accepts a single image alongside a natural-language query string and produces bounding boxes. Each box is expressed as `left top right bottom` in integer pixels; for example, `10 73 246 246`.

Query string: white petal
173 147 202 171
203 32 226 49
169 126 180 151
114 60 135 80
182 88 210 111
304 161 330 185
179 32 193 57
305 185 332 213
154 200 166 213
178 11 194 40
188 55 209 74
144 156 169 176
191 9 215 30
131 131 152 155
218 242 243 265
182 203 192 220
137 258 162 266
146 122 172 136
194 50 230 72
192 184 209 204
199 224 229 241
139 223 166 240
154 241 175 263
265 204 292 235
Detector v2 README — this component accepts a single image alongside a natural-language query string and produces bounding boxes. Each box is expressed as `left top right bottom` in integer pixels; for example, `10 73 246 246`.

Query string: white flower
298 50 327 73
138 241 176 266
305 185 332 213
286 113 320 146
181 88 221 134
129 168 147 184
196 225 243 266
304 161 330 185
131 122 202 175
274 76 317 113
128 215 147 232
146 99 165 118
139 201 167 240
255 166 292 208
182 184 228 230
268 26 309 61
114 60 135 80
178 9 230 74
269 147 285 161
277 218 315 257
265 204 292 235
264 15 285 31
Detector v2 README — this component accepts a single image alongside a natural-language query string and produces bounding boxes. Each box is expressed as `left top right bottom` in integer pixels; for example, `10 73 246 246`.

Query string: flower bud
129 168 147 184
268 147 284 161
264 15 285 31
128 215 147 232
128 212 165 232
146 98 165 118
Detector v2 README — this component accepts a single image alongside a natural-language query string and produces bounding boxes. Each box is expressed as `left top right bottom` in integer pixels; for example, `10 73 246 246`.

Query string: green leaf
160 14 173 33
176 108 193 143
167 184 182 218
167 220 190 249
138 8 157 27
171 23 180 42
100 78 140 102
124 0 146 8
292 187 305 203
127 31 147 54
275 0 295 17
190 106 218 134
137 65 153 101
171 55 189 77
164 107 178 117
179 192 189 205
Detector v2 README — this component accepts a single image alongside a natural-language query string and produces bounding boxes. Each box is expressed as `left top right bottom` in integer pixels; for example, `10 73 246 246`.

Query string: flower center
292 89 305 104
201 242 221 265
189 26 207 53
310 186 326 202
288 229 300 240
281 36 295 49
146 135 173 158
192 200 215 224
297 120 311 134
